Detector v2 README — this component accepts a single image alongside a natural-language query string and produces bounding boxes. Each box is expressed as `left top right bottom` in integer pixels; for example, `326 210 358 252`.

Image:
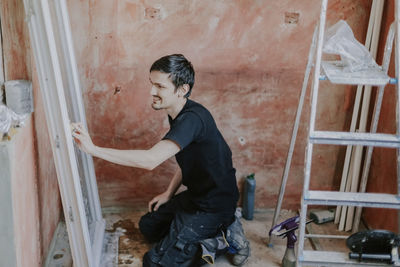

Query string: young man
72 54 249 266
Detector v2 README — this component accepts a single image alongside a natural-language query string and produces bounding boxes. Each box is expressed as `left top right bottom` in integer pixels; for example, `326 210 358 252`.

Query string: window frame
23 0 105 266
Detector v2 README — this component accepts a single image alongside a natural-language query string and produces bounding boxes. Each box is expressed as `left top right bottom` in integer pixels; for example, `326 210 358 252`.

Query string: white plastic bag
0 104 28 134
323 20 378 72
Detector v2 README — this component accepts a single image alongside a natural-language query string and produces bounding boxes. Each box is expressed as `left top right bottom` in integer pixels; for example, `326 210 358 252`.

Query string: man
72 54 249 266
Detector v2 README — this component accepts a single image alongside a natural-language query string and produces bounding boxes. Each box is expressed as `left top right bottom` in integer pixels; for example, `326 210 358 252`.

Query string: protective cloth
323 20 379 72
199 231 229 264
226 215 248 251
198 214 251 266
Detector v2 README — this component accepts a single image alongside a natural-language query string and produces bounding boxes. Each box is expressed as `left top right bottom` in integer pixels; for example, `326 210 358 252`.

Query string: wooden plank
344 0 385 231
353 11 395 234
334 0 377 225
335 0 380 227
339 147 356 231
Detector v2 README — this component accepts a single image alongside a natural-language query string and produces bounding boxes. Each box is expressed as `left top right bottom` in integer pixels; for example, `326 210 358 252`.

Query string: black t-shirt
163 99 239 212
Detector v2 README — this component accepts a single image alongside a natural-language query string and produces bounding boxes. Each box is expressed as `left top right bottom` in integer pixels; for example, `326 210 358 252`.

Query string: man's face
149 71 179 110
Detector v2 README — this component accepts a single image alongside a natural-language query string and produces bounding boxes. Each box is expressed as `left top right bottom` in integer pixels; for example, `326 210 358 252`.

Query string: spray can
242 173 256 220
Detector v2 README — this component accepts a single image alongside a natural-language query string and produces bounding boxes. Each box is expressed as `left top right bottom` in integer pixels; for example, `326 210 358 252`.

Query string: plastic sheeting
323 20 379 72
0 104 28 134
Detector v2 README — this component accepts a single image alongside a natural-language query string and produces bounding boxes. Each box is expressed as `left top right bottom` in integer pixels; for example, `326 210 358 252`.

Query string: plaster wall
10 117 41 267
67 0 372 209
0 141 17 267
0 119 41 267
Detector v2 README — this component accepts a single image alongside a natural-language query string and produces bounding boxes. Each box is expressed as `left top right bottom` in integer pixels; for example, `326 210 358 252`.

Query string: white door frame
23 0 105 266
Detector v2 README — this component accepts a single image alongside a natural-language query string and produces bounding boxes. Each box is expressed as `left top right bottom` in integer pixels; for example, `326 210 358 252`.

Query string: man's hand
71 122 96 155
148 191 171 212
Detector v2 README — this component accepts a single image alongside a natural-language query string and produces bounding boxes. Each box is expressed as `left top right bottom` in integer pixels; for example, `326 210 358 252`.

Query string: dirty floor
99 208 349 267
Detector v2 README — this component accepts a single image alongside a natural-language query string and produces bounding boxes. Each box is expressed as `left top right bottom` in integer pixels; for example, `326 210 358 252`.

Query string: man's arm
92 140 179 170
148 168 182 212
71 122 180 170
165 168 182 197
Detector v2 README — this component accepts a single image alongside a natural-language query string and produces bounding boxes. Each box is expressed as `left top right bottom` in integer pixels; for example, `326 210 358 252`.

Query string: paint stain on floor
113 219 150 263
103 217 151 266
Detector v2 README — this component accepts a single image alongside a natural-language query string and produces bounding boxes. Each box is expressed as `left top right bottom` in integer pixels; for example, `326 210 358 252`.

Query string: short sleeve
162 112 204 150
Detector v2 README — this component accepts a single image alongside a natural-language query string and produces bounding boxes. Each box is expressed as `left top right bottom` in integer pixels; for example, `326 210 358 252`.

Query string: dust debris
111 219 151 264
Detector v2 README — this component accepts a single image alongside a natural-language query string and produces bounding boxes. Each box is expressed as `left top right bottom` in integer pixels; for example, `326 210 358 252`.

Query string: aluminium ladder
297 0 400 266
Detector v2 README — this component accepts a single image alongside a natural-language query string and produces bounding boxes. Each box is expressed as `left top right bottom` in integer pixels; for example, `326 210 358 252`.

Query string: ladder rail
298 0 328 264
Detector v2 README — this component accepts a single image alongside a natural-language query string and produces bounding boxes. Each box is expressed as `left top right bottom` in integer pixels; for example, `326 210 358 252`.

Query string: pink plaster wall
10 117 41 267
67 0 372 209
1 0 61 264
32 64 62 259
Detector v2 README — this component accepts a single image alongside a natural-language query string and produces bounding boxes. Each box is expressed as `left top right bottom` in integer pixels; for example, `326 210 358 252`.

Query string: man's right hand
71 122 97 155
148 191 171 212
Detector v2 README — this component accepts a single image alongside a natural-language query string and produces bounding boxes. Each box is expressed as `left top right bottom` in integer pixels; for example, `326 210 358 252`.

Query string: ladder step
309 131 400 147
305 191 400 208
305 233 349 239
300 250 396 266
321 61 390 85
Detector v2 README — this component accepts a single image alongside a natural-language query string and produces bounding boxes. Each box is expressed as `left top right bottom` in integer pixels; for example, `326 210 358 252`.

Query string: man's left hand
148 191 171 212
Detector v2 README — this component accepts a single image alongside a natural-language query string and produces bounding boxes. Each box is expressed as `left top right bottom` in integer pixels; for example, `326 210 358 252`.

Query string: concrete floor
47 207 351 266
101 208 346 267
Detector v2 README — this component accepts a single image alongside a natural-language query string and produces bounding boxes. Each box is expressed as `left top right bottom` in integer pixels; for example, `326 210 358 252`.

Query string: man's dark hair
150 54 195 98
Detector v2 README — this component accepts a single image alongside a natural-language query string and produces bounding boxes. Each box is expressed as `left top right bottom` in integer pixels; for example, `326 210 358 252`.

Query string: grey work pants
139 192 235 267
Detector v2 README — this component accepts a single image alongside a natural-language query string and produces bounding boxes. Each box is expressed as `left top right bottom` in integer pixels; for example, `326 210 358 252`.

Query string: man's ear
179 84 190 97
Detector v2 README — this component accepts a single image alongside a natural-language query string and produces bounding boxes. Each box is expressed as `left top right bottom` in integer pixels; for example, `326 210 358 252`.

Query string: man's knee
139 212 171 243
143 251 161 267
139 213 154 240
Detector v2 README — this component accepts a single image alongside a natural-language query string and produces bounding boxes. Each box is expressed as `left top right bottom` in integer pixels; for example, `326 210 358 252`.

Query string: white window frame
23 0 105 266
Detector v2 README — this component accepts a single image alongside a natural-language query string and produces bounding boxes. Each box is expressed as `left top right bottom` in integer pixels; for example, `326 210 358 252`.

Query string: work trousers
139 192 235 267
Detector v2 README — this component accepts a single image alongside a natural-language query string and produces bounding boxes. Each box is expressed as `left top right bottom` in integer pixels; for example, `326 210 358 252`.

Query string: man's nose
150 85 157 95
